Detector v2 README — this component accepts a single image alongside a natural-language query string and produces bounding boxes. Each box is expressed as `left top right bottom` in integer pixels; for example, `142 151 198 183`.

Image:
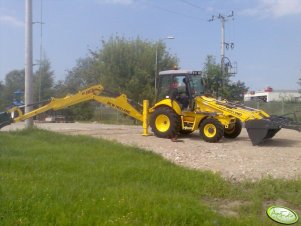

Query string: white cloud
0 8 23 27
0 14 23 27
95 0 135 5
240 0 301 18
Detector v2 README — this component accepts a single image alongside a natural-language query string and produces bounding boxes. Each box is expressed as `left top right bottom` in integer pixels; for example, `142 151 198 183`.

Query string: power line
180 0 232 15
180 0 207 11
139 1 206 21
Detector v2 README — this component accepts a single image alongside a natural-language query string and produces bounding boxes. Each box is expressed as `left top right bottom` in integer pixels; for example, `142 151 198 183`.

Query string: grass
0 129 300 225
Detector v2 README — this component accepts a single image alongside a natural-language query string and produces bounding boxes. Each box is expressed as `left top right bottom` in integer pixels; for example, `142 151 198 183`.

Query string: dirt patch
203 198 251 218
2 122 301 181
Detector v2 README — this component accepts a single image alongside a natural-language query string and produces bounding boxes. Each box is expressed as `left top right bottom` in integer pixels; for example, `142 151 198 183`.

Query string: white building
244 88 301 102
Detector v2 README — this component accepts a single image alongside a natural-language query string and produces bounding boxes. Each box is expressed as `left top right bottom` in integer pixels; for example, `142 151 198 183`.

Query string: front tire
224 119 242 139
199 118 224 143
150 107 180 138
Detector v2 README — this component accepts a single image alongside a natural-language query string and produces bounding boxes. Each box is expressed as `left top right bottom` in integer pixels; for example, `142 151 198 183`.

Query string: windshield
157 74 187 101
188 74 205 96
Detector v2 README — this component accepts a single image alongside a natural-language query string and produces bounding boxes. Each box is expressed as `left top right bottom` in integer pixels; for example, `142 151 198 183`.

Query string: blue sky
0 0 301 91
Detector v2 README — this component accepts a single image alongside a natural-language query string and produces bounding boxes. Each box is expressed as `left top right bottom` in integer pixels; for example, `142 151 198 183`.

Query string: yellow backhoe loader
149 70 300 145
0 69 300 145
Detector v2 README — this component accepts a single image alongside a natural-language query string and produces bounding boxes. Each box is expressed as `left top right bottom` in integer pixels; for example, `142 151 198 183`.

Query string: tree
33 58 55 102
52 80 66 96
203 55 223 96
0 81 5 110
203 55 248 101
60 56 102 121
298 77 301 93
63 56 99 94
91 36 178 103
223 80 248 101
2 70 25 108
61 36 178 120
65 37 177 101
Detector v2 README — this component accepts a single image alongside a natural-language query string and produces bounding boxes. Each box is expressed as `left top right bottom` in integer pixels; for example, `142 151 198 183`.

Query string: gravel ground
2 122 301 181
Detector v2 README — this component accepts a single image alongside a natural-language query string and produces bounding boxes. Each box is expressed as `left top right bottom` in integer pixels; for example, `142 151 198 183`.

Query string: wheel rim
203 123 217 138
155 114 170 132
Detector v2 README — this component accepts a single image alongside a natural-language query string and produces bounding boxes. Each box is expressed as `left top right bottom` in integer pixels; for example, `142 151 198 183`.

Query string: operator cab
157 70 206 109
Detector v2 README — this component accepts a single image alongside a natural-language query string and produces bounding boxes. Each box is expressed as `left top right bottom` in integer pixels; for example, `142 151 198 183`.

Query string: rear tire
150 107 180 138
199 118 224 143
224 119 242 139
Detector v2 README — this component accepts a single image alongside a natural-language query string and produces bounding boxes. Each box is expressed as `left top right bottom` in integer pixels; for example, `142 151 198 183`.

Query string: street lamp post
155 36 174 98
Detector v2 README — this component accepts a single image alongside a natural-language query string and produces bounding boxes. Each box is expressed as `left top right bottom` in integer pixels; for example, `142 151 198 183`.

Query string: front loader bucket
0 112 13 129
245 116 301 145
245 119 280 145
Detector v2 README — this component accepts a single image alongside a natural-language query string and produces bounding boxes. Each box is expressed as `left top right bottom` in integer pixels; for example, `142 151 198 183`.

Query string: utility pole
25 0 34 128
209 11 234 94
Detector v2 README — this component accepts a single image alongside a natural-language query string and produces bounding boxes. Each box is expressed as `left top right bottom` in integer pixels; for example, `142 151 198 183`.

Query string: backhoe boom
0 84 143 129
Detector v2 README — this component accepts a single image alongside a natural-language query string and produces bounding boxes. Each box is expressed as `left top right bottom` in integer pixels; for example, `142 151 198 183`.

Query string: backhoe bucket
245 116 301 145
0 112 13 129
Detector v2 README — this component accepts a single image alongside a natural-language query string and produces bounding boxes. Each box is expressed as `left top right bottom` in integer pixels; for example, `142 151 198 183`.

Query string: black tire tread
150 106 180 138
224 119 242 139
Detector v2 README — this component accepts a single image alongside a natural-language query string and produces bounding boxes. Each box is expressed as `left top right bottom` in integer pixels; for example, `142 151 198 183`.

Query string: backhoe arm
93 94 143 121
6 84 104 123
0 84 143 129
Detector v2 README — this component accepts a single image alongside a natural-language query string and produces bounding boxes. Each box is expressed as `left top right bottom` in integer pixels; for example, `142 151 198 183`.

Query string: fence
92 102 301 124
93 106 138 125
244 101 301 121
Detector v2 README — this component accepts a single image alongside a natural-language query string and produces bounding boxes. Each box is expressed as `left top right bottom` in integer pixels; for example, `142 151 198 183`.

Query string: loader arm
198 96 269 122
197 95 301 145
0 84 143 129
